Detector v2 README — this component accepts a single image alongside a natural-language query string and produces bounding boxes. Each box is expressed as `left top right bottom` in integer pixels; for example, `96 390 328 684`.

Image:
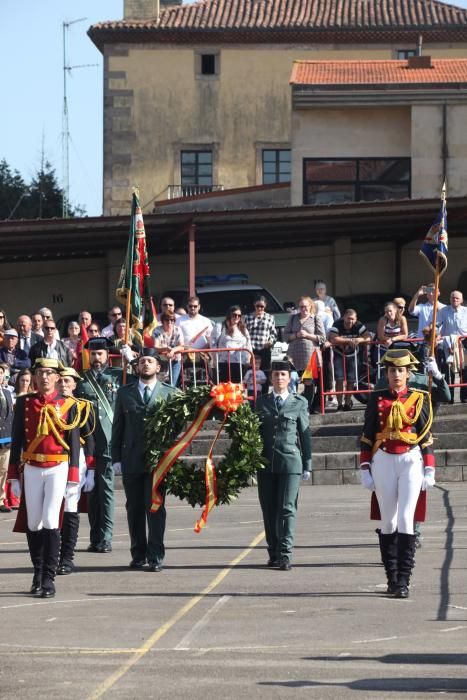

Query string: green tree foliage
0 158 85 219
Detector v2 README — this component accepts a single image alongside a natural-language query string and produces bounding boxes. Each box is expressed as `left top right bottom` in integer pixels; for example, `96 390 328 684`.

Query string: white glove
422 467 435 490
302 470 311 481
360 469 375 491
426 357 442 380
112 462 122 476
83 470 95 493
10 479 21 499
120 344 135 363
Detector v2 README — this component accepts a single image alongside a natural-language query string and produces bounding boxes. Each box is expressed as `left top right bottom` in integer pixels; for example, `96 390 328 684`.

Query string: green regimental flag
116 191 157 343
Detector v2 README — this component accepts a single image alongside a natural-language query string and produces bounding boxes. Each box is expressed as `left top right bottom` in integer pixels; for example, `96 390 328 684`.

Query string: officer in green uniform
255 360 312 571
75 337 132 553
111 349 177 571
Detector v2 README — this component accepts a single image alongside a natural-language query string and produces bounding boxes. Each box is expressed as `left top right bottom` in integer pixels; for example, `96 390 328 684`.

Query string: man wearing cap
7 358 81 598
57 367 96 575
255 360 312 571
111 350 177 572
0 328 31 384
75 337 131 553
360 349 435 599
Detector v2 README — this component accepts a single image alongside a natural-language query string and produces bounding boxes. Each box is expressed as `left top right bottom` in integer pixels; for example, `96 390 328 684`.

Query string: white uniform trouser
371 448 424 535
64 449 87 513
24 463 68 531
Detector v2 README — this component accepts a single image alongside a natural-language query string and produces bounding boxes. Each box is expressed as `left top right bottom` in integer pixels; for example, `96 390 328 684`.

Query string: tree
0 157 86 219
0 159 28 219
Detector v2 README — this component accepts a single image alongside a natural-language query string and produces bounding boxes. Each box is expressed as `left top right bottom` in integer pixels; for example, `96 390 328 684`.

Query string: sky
2 0 467 218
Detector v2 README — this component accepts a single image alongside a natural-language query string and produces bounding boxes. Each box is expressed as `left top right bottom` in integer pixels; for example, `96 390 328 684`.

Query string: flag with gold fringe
116 191 157 344
420 187 448 277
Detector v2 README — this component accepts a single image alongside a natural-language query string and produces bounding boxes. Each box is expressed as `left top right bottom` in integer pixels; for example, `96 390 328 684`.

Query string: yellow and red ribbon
151 382 244 532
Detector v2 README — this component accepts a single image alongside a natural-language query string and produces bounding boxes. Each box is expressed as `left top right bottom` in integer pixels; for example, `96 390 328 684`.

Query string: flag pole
122 188 138 385
427 183 446 391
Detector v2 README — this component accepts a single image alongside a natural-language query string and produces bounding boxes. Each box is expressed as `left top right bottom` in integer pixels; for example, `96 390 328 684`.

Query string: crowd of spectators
0 281 466 411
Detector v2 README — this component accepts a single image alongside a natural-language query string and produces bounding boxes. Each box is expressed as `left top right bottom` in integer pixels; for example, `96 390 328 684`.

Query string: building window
262 149 291 184
201 54 216 75
195 51 220 78
180 150 213 195
303 158 411 205
396 49 417 60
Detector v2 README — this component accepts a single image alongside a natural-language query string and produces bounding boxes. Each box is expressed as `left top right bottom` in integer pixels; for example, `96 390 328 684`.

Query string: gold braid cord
76 399 96 437
385 391 433 446
36 398 90 451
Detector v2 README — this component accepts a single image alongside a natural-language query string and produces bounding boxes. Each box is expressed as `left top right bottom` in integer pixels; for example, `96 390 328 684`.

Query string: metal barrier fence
318 334 467 414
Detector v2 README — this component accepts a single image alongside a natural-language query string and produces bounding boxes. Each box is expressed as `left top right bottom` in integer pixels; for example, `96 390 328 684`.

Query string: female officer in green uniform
255 360 312 571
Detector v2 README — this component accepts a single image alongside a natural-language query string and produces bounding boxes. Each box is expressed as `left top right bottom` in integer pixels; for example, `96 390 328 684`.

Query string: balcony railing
167 184 224 199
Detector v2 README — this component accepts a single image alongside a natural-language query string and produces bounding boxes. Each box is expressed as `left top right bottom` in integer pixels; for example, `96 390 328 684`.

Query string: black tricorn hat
270 360 292 373
84 337 114 351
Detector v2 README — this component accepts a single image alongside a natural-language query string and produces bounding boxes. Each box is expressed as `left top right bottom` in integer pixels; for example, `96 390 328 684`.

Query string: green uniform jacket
255 393 312 474
75 367 128 459
111 381 177 474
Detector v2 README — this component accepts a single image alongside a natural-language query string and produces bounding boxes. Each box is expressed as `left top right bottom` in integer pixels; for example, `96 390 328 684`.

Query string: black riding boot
26 529 44 595
58 512 80 574
41 528 61 598
380 532 398 594
395 533 417 599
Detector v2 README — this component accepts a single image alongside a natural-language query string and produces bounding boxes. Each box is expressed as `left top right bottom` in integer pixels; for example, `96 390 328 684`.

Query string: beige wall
291 107 411 205
104 42 467 215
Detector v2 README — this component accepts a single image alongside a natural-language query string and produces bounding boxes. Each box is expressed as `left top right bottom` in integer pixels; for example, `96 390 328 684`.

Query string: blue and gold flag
420 191 448 277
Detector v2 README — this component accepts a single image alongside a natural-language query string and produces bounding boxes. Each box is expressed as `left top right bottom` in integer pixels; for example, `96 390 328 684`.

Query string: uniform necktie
275 395 283 411
143 386 151 405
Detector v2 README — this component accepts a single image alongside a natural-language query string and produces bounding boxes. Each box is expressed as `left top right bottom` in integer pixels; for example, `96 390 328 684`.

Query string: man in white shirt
177 296 213 350
101 306 123 338
408 284 445 338
438 290 467 403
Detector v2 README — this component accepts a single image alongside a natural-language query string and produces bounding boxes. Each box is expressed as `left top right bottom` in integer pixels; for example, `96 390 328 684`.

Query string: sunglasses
231 313 242 317
43 315 52 319
44 326 56 331
398 306 405 310
0 315 4 319
255 305 265 309
110 313 122 318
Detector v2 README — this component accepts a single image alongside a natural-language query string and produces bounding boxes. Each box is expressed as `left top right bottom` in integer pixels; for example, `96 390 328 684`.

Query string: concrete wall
103 42 467 215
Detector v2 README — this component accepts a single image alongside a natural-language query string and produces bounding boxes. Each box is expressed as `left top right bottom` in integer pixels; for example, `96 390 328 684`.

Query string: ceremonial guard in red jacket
360 350 435 599
7 359 81 598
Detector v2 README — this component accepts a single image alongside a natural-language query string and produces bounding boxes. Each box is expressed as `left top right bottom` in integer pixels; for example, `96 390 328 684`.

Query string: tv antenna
62 18 98 218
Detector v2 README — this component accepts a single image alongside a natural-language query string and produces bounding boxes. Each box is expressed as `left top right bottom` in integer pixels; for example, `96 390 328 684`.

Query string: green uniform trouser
87 457 114 545
122 472 166 565
257 471 301 561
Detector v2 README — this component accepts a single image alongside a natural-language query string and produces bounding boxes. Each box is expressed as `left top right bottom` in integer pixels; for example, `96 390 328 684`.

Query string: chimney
407 55 432 69
124 0 160 20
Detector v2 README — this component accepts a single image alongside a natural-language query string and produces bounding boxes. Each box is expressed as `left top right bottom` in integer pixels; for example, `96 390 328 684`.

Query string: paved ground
0 483 466 700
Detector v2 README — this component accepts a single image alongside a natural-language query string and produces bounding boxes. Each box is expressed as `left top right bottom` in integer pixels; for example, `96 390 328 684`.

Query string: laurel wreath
144 385 266 508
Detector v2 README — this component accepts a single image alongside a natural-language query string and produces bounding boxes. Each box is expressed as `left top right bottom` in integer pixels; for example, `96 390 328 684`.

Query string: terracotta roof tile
90 0 467 33
290 58 467 85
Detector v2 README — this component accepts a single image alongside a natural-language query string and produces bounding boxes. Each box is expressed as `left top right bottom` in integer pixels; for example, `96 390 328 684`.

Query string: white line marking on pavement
449 605 467 611
0 596 157 610
46 618 56 622
174 595 231 650
352 636 398 644
440 626 467 633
